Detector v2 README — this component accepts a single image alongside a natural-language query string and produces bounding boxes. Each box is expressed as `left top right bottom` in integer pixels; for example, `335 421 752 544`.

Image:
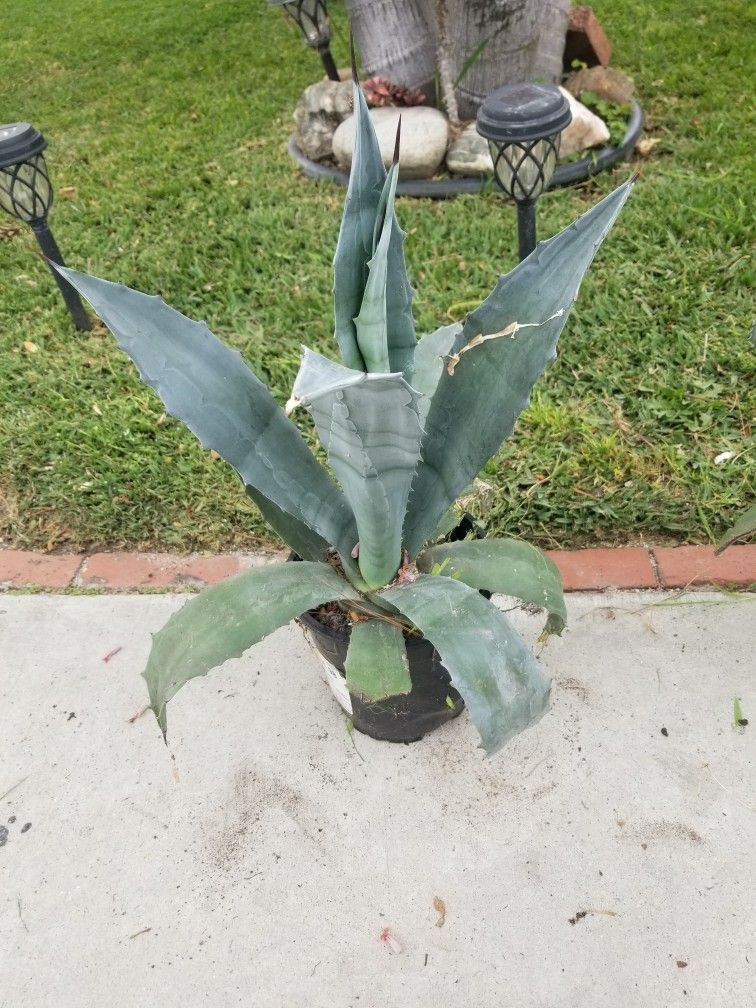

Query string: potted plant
55 73 633 756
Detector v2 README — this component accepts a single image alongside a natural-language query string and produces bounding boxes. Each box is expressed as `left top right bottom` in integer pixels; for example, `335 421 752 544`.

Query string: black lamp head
0 122 53 225
0 122 48 167
268 0 331 49
477 83 571 202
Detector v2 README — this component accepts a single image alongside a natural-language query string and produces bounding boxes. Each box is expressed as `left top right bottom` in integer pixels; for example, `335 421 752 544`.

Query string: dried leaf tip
393 117 402 166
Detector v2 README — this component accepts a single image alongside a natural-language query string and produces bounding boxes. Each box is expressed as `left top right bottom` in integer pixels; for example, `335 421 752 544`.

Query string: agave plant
55 74 633 755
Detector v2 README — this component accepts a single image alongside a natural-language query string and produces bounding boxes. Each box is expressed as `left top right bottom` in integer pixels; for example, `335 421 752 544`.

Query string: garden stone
559 86 610 155
294 79 354 161
332 106 449 179
565 65 636 106
446 122 493 176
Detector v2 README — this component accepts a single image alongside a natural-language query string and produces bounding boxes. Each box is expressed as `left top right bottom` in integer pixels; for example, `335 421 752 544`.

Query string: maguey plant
55 67 634 755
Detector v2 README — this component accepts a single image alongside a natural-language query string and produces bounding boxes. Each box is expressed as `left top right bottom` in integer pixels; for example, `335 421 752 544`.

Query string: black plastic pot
298 607 464 743
293 514 486 744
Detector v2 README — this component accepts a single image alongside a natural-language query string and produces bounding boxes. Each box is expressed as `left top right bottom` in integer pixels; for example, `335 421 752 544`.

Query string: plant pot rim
293 575 434 650
296 605 351 644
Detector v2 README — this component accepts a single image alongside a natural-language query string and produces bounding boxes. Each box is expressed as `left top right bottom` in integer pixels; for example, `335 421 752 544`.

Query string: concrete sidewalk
1 591 753 1007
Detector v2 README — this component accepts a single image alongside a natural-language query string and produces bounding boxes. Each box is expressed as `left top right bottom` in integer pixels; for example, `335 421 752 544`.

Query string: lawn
0 0 753 554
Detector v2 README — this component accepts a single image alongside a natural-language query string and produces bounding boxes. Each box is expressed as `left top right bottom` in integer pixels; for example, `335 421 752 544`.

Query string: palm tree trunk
434 0 459 124
446 0 570 120
344 0 569 122
345 0 438 94
534 0 572 83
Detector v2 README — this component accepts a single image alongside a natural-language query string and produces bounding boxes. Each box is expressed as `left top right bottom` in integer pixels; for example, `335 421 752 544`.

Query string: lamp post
268 0 340 82
476 83 572 261
0 122 90 331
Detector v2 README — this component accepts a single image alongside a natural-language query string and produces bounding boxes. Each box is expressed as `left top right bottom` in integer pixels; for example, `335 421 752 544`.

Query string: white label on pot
318 653 353 716
300 625 353 715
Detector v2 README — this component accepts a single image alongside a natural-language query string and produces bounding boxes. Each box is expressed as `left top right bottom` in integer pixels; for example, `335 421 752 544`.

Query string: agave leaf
714 501 756 555
332 80 384 371
369 128 417 378
403 178 636 557
345 619 411 701
54 266 359 571
412 322 461 426
382 192 417 378
354 161 398 373
144 560 360 737
244 486 366 589
244 487 328 561
246 489 367 588
290 347 423 589
382 574 550 755
431 505 462 543
416 537 567 636
333 84 416 377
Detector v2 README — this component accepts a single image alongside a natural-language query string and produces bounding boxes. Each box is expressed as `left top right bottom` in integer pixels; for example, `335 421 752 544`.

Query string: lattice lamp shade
0 123 53 225
477 84 572 202
268 0 331 48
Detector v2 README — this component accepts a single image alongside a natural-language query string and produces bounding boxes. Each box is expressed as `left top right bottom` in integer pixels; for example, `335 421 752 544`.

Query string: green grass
0 0 753 553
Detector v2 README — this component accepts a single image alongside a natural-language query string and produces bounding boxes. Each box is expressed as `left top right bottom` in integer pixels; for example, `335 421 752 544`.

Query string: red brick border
75 552 275 590
0 550 84 590
652 545 756 589
1 545 754 593
547 547 658 591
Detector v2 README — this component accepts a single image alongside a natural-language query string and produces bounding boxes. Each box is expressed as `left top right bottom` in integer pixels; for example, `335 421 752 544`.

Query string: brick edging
1 545 754 593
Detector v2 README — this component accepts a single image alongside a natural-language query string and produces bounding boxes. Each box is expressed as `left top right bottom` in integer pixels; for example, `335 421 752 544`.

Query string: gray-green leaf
244 487 328 560
403 178 636 557
381 574 550 755
354 162 398 373
243 487 365 589
332 82 416 377
332 81 384 371
412 322 461 426
291 347 423 589
430 505 462 543
372 148 417 378
345 619 411 701
417 537 567 636
714 501 756 555
54 266 359 572
144 560 360 737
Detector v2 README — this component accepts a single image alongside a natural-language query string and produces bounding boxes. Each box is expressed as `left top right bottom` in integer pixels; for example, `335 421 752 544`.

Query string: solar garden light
0 122 91 331
476 83 572 261
268 0 340 82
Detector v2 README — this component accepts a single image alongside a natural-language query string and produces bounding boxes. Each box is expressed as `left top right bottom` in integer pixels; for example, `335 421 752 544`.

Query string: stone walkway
1 588 753 1006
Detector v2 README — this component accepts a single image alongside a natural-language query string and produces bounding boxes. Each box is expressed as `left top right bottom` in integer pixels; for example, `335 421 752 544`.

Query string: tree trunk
345 0 569 122
345 0 438 94
446 0 570 119
434 0 459 124
533 0 572 83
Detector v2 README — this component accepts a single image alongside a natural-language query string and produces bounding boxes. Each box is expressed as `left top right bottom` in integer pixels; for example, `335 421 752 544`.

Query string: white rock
332 106 449 180
559 86 610 156
446 122 493 176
